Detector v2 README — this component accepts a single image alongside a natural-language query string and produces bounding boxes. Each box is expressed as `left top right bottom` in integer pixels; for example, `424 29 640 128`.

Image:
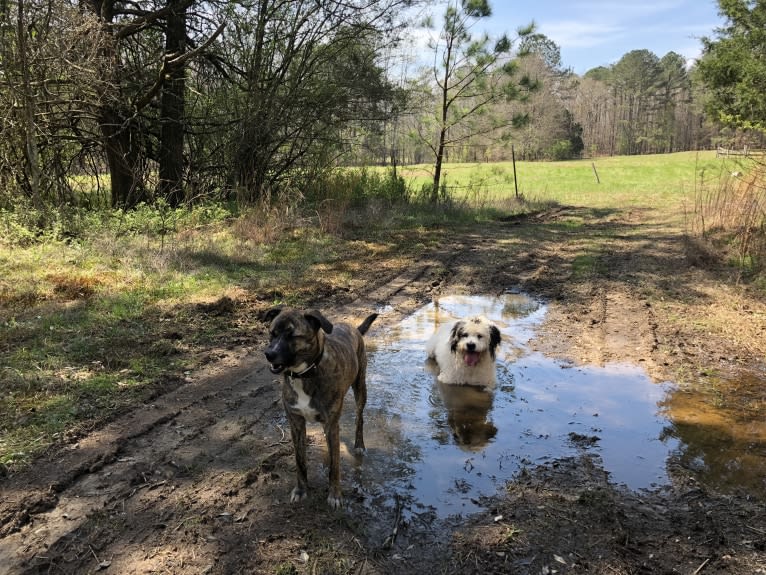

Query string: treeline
0 0 761 215
574 50 718 157
354 47 760 167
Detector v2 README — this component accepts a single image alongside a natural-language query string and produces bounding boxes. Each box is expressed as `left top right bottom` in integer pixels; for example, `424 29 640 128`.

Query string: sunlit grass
395 151 745 214
0 204 436 468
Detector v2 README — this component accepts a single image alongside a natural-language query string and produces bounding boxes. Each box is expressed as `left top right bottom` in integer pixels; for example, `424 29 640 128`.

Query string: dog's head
263 306 333 375
449 315 501 367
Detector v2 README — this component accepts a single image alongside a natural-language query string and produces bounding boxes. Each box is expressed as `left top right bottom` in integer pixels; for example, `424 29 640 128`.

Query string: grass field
0 150 759 470
398 150 749 211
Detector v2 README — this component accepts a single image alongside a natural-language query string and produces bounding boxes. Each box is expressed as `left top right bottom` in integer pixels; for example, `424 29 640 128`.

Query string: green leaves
697 0 766 132
494 34 511 55
461 0 492 18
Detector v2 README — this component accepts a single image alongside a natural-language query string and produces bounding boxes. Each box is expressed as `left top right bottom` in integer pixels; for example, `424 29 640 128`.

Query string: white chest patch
288 378 319 421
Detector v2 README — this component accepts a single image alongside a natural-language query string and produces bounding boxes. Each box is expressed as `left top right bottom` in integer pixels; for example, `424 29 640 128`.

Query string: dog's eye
476 334 483 339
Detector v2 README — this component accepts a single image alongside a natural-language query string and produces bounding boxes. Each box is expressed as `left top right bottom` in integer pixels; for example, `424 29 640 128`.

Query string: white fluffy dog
426 315 502 387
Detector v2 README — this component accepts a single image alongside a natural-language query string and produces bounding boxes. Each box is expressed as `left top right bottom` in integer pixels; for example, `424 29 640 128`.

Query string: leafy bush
0 200 234 247
113 200 232 237
304 168 410 207
0 210 40 246
547 140 575 161
0 203 110 246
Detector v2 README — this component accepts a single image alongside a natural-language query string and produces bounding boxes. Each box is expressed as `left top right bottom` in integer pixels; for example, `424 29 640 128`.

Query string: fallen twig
174 514 202 531
692 557 710 575
382 493 402 549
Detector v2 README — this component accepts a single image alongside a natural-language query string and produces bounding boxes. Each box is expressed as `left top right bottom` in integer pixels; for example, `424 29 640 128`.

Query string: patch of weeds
148 339 182 357
503 525 523 542
274 564 299 575
571 253 598 279
751 273 766 294
551 218 585 231
705 382 728 409
297 532 354 574
47 272 101 300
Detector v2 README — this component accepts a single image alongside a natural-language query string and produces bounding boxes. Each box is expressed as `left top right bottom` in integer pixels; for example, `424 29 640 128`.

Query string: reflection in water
336 294 766 518
660 375 766 495
433 378 497 452
425 354 497 451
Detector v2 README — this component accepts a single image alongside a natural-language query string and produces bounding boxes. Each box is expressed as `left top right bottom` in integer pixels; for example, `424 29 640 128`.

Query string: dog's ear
304 309 334 334
449 321 465 353
263 306 283 324
489 324 502 357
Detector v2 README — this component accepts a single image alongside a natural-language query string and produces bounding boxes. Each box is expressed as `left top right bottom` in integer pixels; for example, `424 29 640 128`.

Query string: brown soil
2 205 766 575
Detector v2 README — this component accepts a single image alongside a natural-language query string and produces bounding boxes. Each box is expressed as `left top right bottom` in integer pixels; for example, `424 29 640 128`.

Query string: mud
2 206 766 574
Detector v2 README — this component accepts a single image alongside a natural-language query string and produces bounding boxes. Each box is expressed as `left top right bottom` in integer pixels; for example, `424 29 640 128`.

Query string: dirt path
2 206 765 574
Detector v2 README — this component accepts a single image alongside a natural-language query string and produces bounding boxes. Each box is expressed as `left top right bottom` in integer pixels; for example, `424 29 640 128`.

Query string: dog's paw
327 492 343 510
289 486 307 503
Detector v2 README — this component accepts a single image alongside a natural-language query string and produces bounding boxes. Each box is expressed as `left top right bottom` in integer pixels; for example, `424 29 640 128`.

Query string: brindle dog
263 306 378 509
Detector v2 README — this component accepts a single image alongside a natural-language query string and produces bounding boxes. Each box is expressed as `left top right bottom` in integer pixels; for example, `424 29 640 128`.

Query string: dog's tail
356 313 378 335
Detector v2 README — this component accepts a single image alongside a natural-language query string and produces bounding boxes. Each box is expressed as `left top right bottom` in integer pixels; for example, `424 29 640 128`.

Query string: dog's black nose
265 349 276 362
466 342 476 352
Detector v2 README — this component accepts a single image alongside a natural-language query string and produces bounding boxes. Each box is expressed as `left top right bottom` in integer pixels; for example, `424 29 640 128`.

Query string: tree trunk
433 127 446 202
433 37 452 203
17 0 42 206
86 0 147 208
158 2 186 207
101 107 147 208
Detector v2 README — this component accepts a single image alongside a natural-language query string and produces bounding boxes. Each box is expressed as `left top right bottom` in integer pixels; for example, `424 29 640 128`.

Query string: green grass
0 205 438 469
396 151 750 213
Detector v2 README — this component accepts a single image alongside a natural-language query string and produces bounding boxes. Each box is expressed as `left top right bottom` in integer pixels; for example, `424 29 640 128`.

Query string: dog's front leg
324 418 343 509
288 414 308 503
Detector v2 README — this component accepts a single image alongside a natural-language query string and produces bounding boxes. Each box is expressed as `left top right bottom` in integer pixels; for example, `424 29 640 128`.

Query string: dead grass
47 273 101 299
232 203 298 245
690 161 766 277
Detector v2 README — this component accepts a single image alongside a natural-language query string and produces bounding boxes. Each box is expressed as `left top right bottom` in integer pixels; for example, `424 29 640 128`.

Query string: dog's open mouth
269 363 286 374
463 351 481 367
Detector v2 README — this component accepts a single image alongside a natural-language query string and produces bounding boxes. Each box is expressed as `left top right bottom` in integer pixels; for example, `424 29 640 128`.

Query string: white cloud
541 20 625 49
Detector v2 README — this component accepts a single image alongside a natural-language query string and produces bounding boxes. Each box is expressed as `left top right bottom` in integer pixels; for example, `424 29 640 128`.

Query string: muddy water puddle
336 294 766 518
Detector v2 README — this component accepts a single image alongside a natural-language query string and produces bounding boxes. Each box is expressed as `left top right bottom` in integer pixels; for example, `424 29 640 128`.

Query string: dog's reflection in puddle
427 357 497 451
438 382 497 451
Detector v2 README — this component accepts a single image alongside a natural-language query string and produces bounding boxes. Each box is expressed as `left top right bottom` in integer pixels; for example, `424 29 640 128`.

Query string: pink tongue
464 351 480 367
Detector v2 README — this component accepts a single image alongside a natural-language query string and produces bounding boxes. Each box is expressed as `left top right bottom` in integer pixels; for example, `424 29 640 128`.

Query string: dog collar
286 350 323 378
286 363 318 378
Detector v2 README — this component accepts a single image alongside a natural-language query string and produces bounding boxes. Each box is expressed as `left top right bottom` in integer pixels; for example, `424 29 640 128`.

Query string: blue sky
489 0 725 73
410 1 727 75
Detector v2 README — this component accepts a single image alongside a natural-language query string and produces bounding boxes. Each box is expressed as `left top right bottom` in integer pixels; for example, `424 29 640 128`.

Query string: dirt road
2 206 765 574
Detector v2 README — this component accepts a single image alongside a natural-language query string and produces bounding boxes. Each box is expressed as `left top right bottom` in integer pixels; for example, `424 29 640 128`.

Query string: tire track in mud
573 284 658 368
0 261 449 575
524 217 664 377
0 358 274 571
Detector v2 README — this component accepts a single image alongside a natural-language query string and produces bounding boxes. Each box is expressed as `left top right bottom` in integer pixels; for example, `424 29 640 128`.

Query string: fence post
512 145 519 199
